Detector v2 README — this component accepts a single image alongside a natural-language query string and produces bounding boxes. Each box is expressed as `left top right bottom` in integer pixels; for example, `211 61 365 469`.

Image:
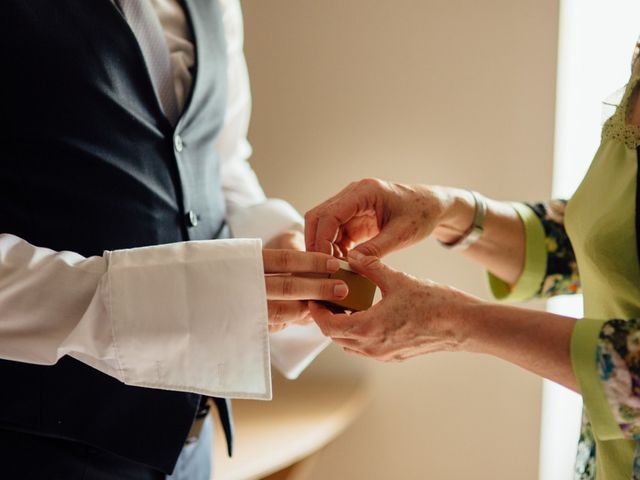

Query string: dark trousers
0 418 213 480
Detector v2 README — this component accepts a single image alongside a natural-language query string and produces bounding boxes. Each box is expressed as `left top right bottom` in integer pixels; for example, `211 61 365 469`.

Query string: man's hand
264 230 346 333
265 230 306 251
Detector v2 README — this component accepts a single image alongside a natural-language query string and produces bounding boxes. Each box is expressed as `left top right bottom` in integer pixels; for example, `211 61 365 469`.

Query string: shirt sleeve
572 318 640 441
216 0 303 243
488 200 581 301
0 233 272 400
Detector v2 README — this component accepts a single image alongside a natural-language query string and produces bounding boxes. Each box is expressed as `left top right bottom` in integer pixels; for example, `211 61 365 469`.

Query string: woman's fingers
305 180 380 253
304 188 358 252
309 301 361 337
305 179 441 257
331 337 364 349
352 218 408 258
263 249 340 274
343 347 366 357
265 276 348 301
305 182 402 257
346 250 398 292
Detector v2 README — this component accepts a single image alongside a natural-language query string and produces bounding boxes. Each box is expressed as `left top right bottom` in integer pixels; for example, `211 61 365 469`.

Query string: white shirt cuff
106 239 271 400
269 324 331 379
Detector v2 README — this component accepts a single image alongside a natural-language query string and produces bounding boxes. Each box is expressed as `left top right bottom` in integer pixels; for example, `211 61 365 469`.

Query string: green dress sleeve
488 199 581 301
572 318 640 442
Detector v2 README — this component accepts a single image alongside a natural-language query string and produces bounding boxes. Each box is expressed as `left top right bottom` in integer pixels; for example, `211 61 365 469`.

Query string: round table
212 370 370 480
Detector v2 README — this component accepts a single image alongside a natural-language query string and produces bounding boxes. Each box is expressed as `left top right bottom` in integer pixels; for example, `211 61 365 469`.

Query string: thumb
347 250 397 291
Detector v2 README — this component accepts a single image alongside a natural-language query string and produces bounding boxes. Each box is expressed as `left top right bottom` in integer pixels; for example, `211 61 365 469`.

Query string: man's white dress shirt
0 0 325 401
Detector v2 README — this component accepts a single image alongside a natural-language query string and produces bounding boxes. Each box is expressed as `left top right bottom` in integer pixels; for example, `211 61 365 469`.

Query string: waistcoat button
174 134 184 153
186 210 198 227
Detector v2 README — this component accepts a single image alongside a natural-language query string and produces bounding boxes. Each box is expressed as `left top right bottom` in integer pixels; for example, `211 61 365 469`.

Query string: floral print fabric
575 411 597 480
526 199 640 479
526 200 581 297
598 320 640 441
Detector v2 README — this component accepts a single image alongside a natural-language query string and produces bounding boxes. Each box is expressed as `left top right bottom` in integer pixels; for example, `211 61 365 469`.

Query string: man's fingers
263 249 340 274
268 300 310 326
265 276 348 301
269 323 289 334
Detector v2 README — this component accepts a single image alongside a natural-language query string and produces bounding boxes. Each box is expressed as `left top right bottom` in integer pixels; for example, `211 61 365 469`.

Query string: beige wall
240 0 559 478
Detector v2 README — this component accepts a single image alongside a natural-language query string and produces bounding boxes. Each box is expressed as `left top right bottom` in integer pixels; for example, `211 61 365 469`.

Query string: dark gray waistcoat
0 0 233 473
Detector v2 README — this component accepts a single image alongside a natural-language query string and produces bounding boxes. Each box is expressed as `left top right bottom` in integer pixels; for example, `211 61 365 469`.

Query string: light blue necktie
116 0 180 126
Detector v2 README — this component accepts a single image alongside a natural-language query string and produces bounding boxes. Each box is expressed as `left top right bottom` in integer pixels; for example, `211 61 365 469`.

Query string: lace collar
602 75 640 149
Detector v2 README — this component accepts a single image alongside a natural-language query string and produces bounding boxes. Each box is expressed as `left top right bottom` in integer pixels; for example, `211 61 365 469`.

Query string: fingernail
348 250 364 260
326 258 340 272
334 283 348 298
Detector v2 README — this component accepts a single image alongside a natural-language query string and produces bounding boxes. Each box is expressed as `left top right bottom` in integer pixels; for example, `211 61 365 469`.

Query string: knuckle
281 277 296 298
358 177 379 188
360 177 386 194
278 249 292 271
362 244 383 259
313 252 327 272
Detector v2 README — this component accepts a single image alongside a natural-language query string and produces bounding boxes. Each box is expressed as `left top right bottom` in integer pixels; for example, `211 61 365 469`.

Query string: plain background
240 0 559 478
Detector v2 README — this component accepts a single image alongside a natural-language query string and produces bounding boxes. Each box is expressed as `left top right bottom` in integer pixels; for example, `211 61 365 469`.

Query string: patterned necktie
116 0 180 126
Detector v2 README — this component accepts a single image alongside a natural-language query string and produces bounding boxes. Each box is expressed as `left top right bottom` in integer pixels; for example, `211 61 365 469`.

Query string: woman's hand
309 250 480 361
304 178 473 258
263 231 348 333
305 178 527 286
310 250 579 392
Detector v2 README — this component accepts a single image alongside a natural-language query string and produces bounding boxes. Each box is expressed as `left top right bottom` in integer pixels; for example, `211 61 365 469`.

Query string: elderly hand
309 250 482 361
305 178 531 286
264 230 347 333
309 250 579 393
304 179 467 258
